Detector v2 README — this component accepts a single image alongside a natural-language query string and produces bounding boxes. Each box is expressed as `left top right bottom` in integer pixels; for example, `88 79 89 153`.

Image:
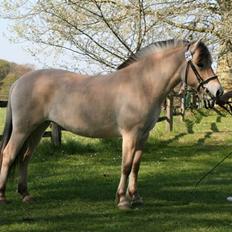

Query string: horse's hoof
22 195 33 203
117 199 132 210
131 195 144 209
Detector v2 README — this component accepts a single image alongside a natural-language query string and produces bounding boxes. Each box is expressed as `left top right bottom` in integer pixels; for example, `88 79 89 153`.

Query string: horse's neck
142 47 185 103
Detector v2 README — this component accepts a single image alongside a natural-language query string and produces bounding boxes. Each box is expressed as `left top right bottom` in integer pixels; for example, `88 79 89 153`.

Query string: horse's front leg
116 132 137 210
127 133 149 208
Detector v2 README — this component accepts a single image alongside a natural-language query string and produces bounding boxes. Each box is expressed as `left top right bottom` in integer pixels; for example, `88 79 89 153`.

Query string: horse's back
9 69 79 123
10 69 121 137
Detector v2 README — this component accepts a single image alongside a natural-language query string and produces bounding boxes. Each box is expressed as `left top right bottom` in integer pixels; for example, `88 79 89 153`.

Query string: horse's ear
191 38 202 54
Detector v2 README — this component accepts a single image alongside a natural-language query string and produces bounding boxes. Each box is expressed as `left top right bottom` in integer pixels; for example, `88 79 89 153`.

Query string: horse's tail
0 96 13 171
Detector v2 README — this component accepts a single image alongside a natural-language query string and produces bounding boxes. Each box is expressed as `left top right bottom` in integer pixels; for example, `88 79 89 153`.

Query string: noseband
184 44 218 108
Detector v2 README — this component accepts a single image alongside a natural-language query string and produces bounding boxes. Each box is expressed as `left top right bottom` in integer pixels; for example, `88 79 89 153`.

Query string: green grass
1 108 232 232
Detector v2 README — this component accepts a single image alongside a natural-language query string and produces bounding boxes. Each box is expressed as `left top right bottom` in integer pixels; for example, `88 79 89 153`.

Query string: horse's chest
137 106 161 134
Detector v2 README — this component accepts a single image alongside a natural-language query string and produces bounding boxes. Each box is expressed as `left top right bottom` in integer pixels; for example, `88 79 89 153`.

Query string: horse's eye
197 63 204 68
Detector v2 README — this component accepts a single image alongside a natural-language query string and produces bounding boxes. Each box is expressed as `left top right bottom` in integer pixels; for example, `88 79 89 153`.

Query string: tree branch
92 0 133 54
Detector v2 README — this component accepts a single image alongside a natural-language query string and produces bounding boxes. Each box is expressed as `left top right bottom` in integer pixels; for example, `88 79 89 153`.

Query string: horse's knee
132 161 140 174
122 162 132 176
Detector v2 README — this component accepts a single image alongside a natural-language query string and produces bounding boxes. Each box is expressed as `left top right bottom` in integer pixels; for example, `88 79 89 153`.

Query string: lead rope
215 100 232 115
195 151 232 187
194 95 232 186
183 45 232 189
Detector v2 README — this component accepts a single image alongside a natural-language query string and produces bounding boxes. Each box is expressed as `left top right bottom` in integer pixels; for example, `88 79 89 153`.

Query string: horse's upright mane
117 39 189 70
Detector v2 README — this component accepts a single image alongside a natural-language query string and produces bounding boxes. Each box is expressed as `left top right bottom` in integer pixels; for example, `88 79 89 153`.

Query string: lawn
0 108 232 232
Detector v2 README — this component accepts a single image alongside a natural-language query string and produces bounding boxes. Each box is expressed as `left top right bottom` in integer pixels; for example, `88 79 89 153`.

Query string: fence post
166 95 173 131
180 96 185 121
51 123 61 146
192 91 197 108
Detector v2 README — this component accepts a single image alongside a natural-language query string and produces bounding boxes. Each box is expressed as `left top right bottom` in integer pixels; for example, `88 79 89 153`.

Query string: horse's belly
64 124 120 138
55 114 120 138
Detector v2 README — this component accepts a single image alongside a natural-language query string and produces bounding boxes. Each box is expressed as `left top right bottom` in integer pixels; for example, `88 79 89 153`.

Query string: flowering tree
1 0 231 87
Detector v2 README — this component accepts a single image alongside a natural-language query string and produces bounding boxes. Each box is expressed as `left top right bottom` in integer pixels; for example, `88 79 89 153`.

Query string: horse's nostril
216 88 224 97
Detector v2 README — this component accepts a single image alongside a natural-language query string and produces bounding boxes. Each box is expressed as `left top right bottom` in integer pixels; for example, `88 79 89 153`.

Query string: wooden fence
0 94 186 146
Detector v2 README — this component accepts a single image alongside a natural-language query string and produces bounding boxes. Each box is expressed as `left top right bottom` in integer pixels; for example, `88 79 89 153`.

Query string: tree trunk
166 95 173 132
216 1 232 91
217 43 232 91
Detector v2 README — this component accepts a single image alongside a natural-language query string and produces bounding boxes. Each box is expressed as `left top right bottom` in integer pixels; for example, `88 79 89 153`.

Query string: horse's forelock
195 41 212 67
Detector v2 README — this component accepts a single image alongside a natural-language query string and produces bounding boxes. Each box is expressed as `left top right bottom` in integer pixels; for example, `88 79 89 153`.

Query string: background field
0 108 232 232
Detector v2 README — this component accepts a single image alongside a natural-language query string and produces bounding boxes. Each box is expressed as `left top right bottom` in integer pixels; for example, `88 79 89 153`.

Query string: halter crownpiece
184 50 193 62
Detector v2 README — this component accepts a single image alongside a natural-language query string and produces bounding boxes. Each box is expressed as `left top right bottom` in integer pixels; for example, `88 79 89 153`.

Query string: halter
184 44 218 108
184 44 218 92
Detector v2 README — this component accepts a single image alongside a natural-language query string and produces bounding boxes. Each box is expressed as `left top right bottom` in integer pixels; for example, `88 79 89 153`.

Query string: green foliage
0 59 10 80
0 73 18 99
0 59 33 99
0 109 232 231
2 0 232 74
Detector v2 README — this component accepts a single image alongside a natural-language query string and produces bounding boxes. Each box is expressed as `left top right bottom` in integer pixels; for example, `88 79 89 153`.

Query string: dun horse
0 39 223 209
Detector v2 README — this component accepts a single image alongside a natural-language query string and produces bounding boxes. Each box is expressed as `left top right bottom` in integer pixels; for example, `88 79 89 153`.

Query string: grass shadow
211 122 219 132
184 119 194 134
2 110 232 232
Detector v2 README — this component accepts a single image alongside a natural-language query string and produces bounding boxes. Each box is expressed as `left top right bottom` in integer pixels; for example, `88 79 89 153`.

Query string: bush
0 59 10 80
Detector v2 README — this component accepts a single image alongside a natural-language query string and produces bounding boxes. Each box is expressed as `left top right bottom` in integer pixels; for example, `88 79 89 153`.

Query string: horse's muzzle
216 88 224 98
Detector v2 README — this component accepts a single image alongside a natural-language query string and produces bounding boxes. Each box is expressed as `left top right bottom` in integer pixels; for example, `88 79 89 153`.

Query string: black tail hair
0 98 13 171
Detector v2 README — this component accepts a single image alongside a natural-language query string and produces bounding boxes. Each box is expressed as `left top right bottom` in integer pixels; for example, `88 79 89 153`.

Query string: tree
1 0 231 88
155 0 232 89
0 0 183 72
0 59 10 80
0 59 34 99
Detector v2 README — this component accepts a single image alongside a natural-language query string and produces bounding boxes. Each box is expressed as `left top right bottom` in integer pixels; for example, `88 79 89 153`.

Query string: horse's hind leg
17 151 32 203
17 122 49 202
0 129 28 203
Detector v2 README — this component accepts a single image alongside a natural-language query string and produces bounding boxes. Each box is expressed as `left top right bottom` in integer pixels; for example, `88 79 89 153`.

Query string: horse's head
183 39 223 99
